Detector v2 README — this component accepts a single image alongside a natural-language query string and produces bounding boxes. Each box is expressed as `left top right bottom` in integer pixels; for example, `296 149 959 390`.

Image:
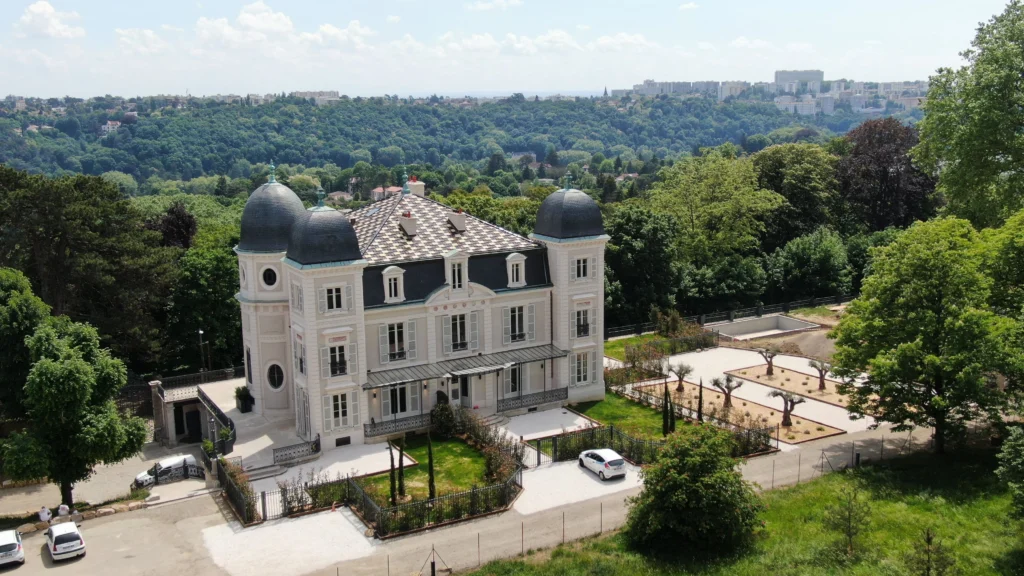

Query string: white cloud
387 15 401 23
730 36 775 50
161 24 185 33
785 42 814 54
465 0 522 11
697 41 716 51
13 47 65 69
576 24 590 31
678 2 699 10
15 1 85 39
116 28 170 55
587 33 656 52
505 29 581 55
236 1 293 34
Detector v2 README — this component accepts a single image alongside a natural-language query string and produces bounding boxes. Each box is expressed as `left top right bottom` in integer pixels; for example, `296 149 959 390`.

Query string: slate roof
238 182 306 252
348 193 539 265
534 188 605 240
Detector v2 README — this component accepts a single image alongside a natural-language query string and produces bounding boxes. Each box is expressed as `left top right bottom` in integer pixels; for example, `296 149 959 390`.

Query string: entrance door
184 409 202 443
459 376 471 408
295 387 310 441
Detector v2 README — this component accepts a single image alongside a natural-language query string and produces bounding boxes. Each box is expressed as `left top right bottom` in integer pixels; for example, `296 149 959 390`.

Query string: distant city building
850 94 869 111
774 70 825 84
100 120 121 135
807 80 821 94
717 81 749 101
124 111 138 120
895 96 926 110
818 95 836 115
291 91 340 99
831 81 846 93
15 99 26 111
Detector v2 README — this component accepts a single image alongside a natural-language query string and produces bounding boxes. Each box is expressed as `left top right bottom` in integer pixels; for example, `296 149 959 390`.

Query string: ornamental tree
0 317 147 505
758 344 781 376
670 362 693 393
0 268 50 419
830 218 1005 454
623 424 763 556
823 487 871 556
711 375 743 409
769 390 805 427
808 359 831 392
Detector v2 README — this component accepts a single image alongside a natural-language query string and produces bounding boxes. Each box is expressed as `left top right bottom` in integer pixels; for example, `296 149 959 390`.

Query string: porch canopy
364 344 569 390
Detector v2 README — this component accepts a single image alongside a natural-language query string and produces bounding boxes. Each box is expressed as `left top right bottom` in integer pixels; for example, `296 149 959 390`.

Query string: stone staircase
478 413 509 428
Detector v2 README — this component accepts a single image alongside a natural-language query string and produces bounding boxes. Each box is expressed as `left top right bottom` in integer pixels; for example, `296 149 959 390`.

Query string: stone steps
479 413 509 428
243 465 287 481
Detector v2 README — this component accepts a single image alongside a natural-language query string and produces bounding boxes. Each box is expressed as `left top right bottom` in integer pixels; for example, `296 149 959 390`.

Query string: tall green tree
752 143 839 251
766 227 852 300
0 317 148 505
603 203 680 326
915 1 1024 228
0 268 50 418
831 218 1004 453
979 208 1024 316
0 167 180 371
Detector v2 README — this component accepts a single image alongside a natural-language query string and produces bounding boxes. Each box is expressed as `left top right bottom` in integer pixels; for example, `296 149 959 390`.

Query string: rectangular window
326 287 343 311
511 263 521 284
575 352 589 385
451 262 464 290
505 365 522 395
575 309 590 337
451 314 467 351
323 392 359 430
295 336 305 375
384 384 419 416
387 277 400 300
575 258 589 280
388 323 405 360
510 306 525 342
329 346 347 376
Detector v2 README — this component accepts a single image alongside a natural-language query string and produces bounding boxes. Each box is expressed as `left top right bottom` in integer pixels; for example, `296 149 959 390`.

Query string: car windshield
0 543 17 553
608 459 625 467
54 533 80 545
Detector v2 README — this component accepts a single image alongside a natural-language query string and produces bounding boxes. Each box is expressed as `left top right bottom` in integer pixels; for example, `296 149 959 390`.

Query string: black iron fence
605 293 858 338
160 366 245 389
115 383 153 418
272 434 321 466
215 457 257 524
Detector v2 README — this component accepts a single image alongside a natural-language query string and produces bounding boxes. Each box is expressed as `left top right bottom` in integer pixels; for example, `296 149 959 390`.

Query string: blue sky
0 0 1010 98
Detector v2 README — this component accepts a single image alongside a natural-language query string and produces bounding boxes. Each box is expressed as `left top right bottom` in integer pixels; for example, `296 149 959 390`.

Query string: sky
0 0 1011 98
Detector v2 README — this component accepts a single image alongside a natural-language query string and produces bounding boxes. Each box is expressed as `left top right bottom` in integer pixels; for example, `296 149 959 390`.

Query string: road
4 425 928 576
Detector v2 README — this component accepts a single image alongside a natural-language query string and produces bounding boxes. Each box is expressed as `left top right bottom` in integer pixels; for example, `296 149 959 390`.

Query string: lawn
573 393 665 439
466 450 1021 576
358 433 488 504
604 334 659 362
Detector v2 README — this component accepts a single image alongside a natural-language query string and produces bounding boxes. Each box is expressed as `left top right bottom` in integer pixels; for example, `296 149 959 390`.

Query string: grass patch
466 450 1022 576
574 393 664 439
358 433 487 504
604 334 659 362
791 305 839 318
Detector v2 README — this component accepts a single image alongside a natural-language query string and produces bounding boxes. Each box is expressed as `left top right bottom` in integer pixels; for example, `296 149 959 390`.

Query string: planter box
236 396 253 413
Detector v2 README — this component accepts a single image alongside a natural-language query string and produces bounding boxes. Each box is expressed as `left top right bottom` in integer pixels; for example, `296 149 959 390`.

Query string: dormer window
383 266 405 304
444 251 468 293
451 262 464 290
506 253 527 288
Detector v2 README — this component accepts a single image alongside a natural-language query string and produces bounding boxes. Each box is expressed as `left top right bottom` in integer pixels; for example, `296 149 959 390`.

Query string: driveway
0 442 202 515
514 460 642 515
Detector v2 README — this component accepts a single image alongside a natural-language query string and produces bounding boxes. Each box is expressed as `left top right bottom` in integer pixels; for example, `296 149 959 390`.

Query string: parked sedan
0 529 25 567
578 449 627 480
45 523 85 562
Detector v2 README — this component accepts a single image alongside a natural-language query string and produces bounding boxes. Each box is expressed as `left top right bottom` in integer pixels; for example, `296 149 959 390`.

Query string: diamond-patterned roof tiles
347 193 539 264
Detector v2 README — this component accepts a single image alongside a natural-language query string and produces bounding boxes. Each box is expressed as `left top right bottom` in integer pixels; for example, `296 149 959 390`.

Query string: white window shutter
382 388 390 417
570 258 577 281
345 284 354 311
322 395 332 432
570 311 576 339
503 368 511 395
590 352 597 384
590 305 596 338
470 312 479 351
527 304 536 342
411 385 420 412
502 307 511 345
352 391 360 425
442 315 452 355
588 258 594 279
318 288 326 314
407 320 417 360
524 364 531 393
320 347 330 379
378 325 389 365
349 343 358 377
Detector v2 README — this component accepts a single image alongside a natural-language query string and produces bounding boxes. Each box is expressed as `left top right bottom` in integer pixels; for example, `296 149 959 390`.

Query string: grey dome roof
286 207 363 266
238 182 305 252
533 188 604 239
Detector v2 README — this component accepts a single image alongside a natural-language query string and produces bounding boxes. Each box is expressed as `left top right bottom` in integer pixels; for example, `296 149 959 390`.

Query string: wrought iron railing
389 350 407 361
510 333 526 343
363 413 432 438
576 323 590 337
496 387 568 413
159 366 245 389
452 341 468 351
273 434 321 466
198 386 236 448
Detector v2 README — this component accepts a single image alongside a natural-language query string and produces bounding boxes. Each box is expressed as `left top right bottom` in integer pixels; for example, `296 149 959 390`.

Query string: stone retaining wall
10 501 146 535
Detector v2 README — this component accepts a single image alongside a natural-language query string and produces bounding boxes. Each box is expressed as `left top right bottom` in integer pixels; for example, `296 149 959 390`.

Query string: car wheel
599 471 605 481
578 459 584 467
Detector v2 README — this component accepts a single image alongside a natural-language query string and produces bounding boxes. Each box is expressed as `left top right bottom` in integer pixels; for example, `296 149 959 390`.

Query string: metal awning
364 344 568 390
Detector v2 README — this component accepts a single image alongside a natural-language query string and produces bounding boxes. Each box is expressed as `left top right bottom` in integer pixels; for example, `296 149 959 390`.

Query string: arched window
267 364 284 390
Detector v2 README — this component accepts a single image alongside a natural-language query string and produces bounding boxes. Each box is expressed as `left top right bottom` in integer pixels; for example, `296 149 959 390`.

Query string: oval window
267 364 284 390
262 268 277 287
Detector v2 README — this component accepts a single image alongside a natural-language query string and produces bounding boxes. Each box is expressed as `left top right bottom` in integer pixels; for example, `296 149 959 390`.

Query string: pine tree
669 399 677 433
428 433 437 500
662 383 671 437
697 378 705 423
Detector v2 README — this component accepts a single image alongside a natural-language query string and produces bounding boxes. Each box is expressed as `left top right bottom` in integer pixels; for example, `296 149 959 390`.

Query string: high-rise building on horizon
774 70 825 85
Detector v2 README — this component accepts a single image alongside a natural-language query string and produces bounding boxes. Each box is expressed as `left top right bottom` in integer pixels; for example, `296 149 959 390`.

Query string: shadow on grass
994 546 1024 575
845 449 1004 505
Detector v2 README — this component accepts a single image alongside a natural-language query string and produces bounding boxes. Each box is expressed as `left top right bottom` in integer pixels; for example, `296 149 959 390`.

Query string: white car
134 454 197 488
45 523 85 562
0 529 25 567
578 448 627 481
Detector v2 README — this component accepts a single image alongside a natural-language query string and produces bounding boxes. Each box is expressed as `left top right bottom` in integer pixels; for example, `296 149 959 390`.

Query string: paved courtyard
514 460 642 515
499 409 596 442
250 442 414 493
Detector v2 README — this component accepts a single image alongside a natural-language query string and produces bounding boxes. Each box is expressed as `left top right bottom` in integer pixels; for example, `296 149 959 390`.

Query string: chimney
399 210 417 237
448 209 467 233
407 176 426 196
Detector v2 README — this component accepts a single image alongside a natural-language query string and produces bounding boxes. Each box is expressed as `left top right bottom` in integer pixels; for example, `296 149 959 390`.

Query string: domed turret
238 164 305 252
533 186 604 239
286 188 362 265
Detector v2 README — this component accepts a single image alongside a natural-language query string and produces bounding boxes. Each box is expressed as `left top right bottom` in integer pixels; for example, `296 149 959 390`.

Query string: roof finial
268 160 276 184
316 185 325 207
402 170 410 195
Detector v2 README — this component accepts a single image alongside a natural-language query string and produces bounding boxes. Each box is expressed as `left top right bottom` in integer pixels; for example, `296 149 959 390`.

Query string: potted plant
217 426 235 455
234 386 255 413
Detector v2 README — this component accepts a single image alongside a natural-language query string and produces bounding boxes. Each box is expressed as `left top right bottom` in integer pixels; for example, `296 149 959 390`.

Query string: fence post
756 304 763 317
261 491 267 520
535 440 541 467
552 436 558 461
728 309 735 322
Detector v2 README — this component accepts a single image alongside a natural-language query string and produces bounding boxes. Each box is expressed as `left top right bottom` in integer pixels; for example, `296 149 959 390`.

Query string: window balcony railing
576 323 591 337
330 362 348 377
452 341 468 351
510 332 526 343
389 350 407 361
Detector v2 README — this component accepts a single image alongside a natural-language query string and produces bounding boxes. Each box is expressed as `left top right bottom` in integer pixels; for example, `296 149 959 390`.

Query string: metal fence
115 383 153 418
272 434 321 466
604 293 859 338
159 366 245 389
215 457 257 524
